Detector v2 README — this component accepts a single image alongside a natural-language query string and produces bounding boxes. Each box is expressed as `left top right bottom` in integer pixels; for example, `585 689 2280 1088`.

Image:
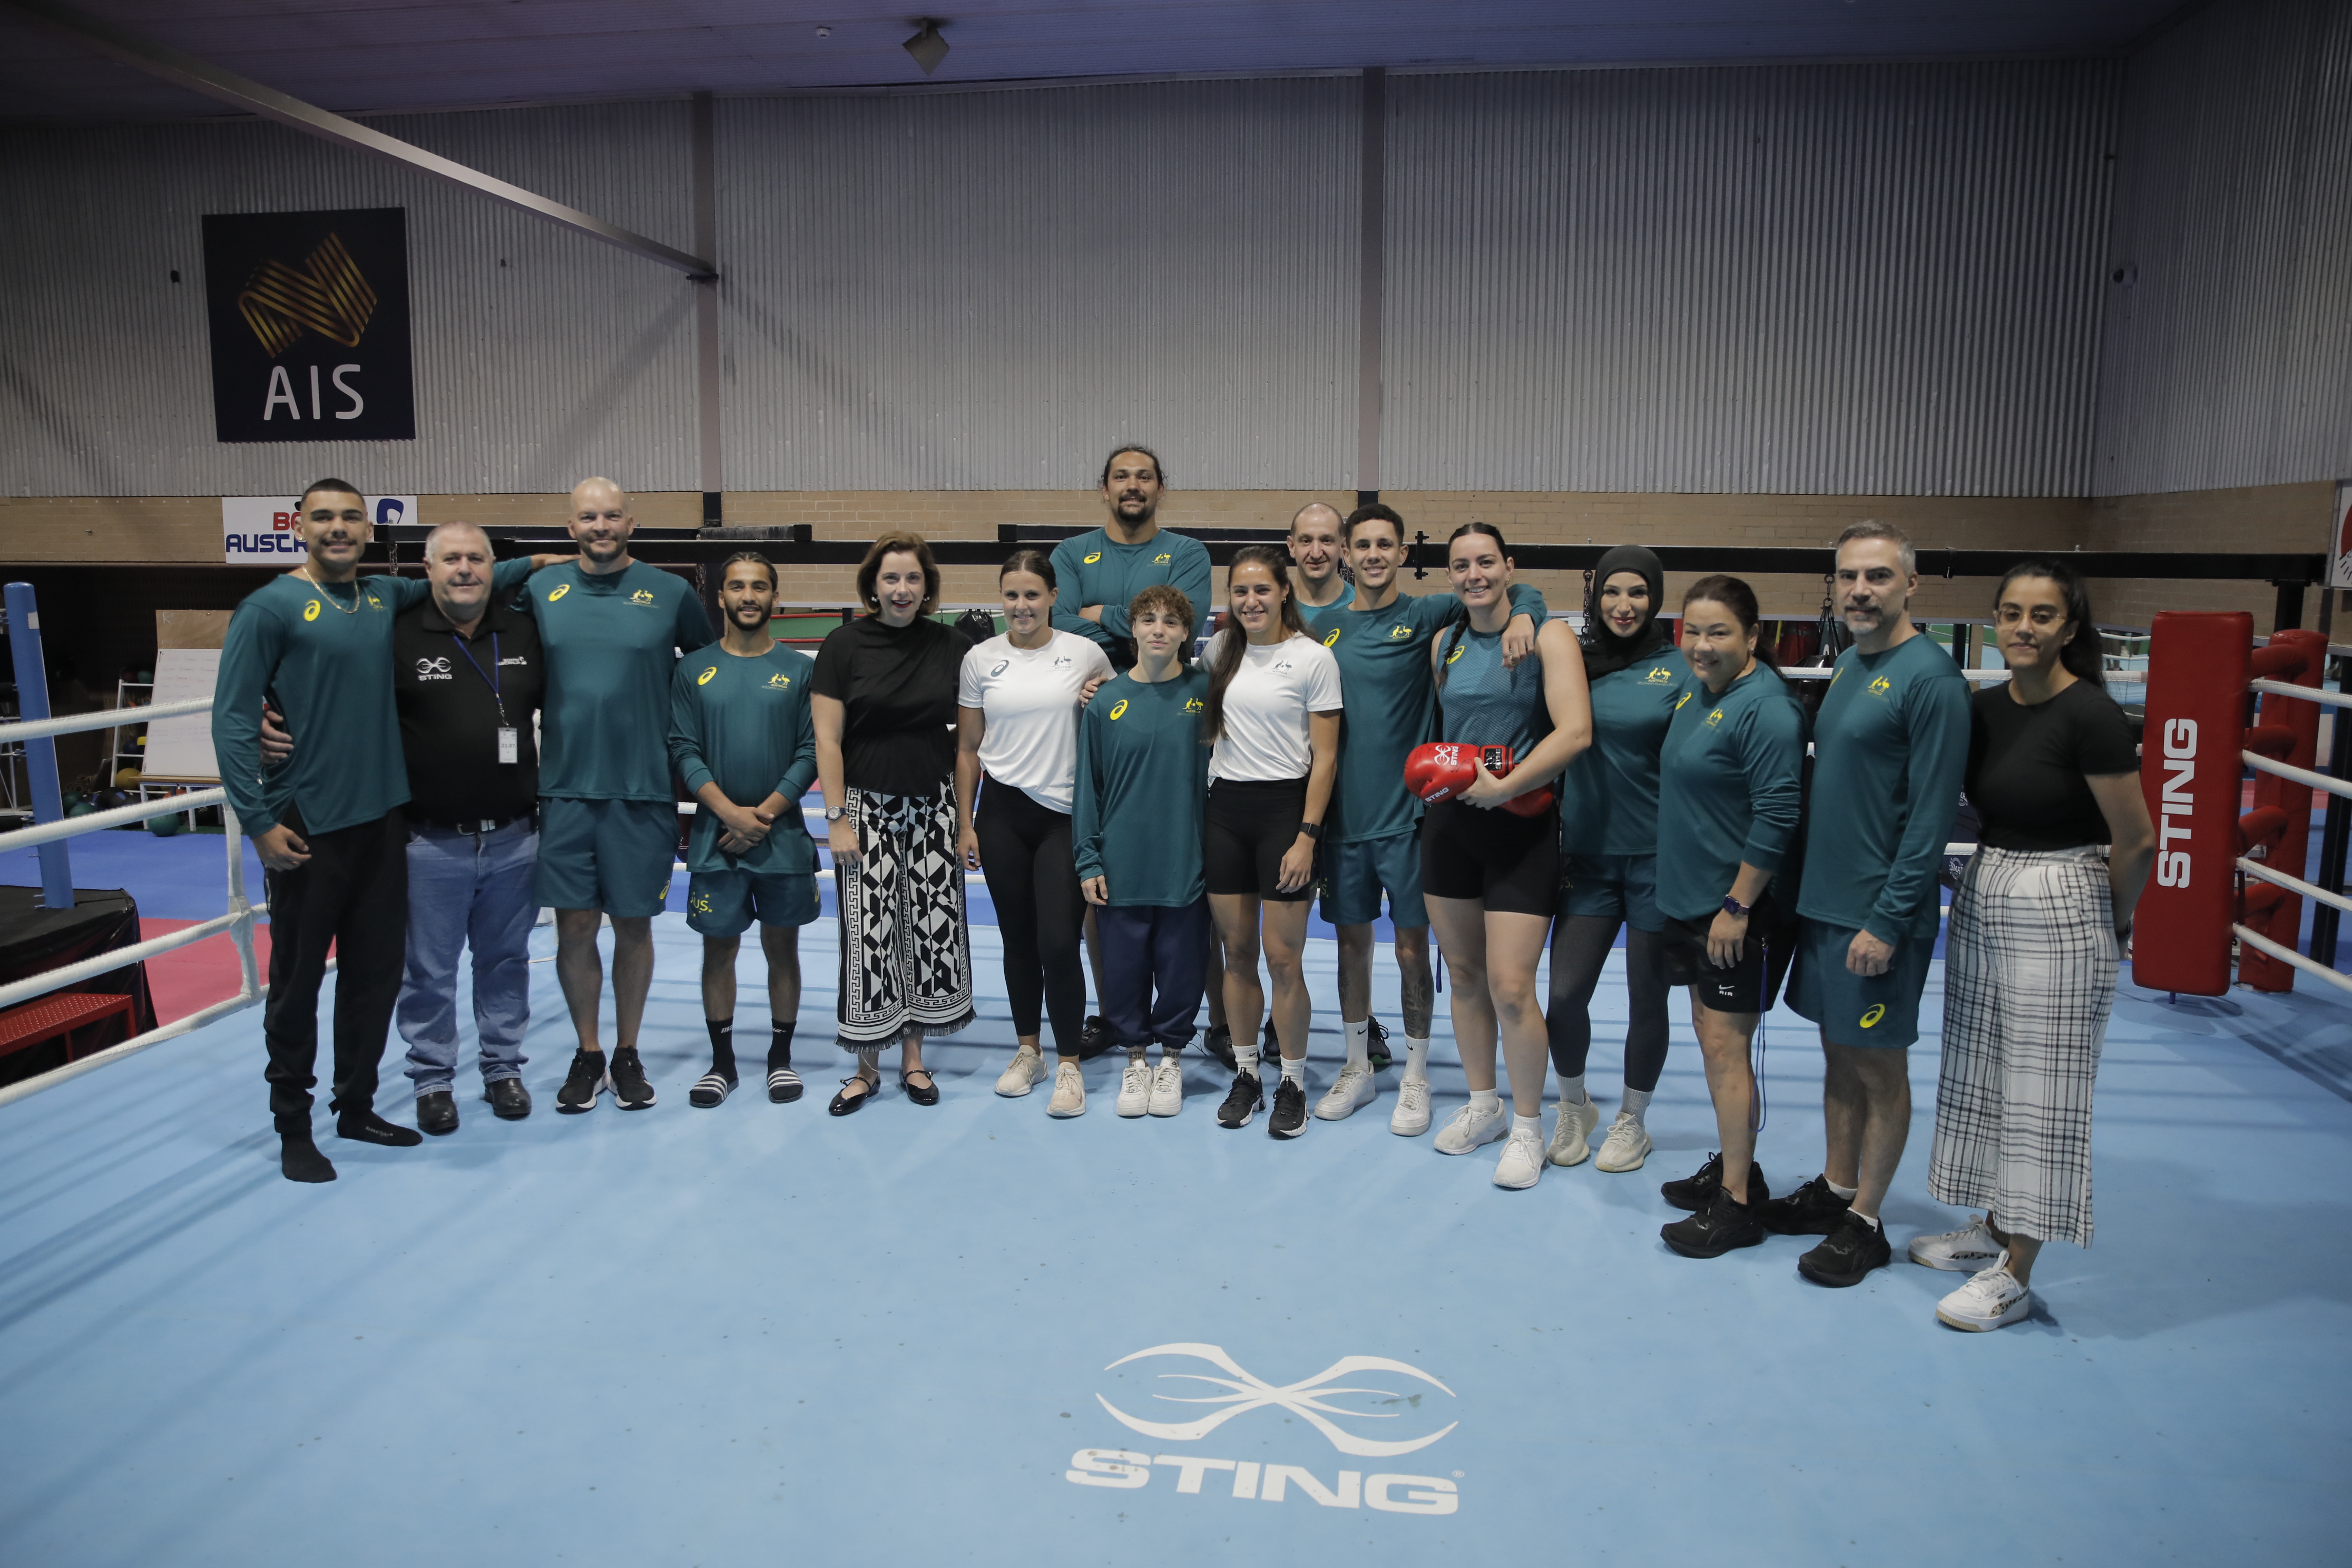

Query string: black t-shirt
1965 679 2138 851
393 595 542 826
810 615 971 796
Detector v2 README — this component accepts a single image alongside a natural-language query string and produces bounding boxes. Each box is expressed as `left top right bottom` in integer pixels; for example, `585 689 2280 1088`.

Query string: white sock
1280 1056 1306 1087
1851 1210 1881 1230
1469 1087 1500 1113
1235 1034 1260 1074
1621 1086 1653 1120
1827 1177 1859 1200
1558 1073 1589 1106
1404 1036 1431 1081
1344 1018 1370 1070
1512 1113 1542 1139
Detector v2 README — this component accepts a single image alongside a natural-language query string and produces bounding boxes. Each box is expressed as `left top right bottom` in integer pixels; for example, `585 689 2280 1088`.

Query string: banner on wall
202 207 415 444
223 495 417 563
2331 480 2352 591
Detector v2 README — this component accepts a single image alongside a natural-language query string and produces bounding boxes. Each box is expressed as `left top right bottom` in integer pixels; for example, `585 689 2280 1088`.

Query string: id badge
496 727 519 765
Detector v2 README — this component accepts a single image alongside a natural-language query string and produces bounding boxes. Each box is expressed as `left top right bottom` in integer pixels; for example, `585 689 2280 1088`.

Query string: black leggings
977 782 1087 1055
1546 915 1670 1092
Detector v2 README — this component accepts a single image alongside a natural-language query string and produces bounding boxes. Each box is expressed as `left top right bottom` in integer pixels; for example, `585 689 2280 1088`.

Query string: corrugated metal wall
0 101 701 498
1383 62 2123 496
716 79 1360 492
2092 0 2352 496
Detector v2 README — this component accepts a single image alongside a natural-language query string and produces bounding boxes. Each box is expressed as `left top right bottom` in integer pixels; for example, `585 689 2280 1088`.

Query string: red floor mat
139 918 278 1024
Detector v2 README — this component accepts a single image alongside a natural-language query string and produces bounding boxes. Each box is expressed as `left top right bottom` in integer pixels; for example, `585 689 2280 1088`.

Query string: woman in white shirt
956 551 1113 1111
1202 544 1344 1141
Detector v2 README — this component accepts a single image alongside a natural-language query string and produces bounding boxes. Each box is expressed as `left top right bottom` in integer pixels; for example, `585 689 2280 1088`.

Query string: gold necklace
296 565 360 613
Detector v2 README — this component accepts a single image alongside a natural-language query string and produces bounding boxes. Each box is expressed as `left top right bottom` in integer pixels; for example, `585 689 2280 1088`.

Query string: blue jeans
399 820 539 1092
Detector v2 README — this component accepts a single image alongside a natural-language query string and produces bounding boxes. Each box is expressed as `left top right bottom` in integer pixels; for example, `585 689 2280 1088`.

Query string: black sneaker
609 1046 656 1110
1203 1024 1236 1071
1261 1019 1279 1060
1079 1015 1116 1061
1660 1152 1769 1213
1798 1209 1894 1287
1757 1173 1853 1236
1662 1188 1768 1258
1268 1076 1308 1139
1365 1015 1393 1073
556 1049 607 1114
1217 1071 1264 1130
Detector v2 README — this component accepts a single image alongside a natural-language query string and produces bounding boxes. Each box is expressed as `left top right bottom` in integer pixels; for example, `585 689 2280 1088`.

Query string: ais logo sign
222 495 416 562
202 208 415 444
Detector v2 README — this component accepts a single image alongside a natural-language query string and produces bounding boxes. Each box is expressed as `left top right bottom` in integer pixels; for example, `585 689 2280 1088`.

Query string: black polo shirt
393 592 543 828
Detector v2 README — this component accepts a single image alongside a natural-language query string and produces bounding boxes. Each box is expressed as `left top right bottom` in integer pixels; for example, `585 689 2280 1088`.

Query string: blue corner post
5 582 76 910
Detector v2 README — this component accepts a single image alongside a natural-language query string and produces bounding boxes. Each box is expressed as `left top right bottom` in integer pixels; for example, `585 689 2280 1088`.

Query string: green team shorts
1557 852 1662 932
1318 829 1428 929
535 797 678 918
1787 917 1936 1048
686 868 821 938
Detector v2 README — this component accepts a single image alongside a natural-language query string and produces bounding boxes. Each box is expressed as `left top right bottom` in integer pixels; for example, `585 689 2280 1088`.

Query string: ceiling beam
4 0 716 278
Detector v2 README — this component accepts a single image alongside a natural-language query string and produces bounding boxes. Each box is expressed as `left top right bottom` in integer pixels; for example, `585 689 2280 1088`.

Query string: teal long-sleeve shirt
1559 655 1694 857
1299 583 1547 844
1795 634 1971 946
1072 667 1211 907
1654 664 1808 922
531 560 715 802
212 560 531 838
668 641 820 876
1047 527 1212 662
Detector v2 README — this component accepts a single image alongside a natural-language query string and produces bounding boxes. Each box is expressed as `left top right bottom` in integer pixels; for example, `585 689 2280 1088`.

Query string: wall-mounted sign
202 208 415 444
2331 479 2352 591
223 494 417 563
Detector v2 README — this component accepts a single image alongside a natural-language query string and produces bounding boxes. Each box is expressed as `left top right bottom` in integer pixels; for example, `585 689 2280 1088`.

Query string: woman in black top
1917 561 2154 1331
810 533 975 1113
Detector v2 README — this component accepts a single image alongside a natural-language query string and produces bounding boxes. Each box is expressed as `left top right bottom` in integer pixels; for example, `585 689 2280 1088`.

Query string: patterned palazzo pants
1929 845 2119 1248
834 780 975 1049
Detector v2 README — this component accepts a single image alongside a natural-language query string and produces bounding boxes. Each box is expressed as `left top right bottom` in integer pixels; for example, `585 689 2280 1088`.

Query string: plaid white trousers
1928 844 2120 1248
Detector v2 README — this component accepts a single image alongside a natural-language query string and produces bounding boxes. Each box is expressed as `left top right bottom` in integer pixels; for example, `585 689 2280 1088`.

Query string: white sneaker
1147 1060 1183 1117
995 1048 1046 1097
1434 1097 1509 1155
1389 1076 1433 1136
1909 1214 2006 1273
1047 1062 1086 1118
1493 1126 1546 1189
1593 1111 1652 1172
1546 1096 1602 1167
1314 1063 1378 1121
1935 1265 2033 1331
1115 1060 1152 1117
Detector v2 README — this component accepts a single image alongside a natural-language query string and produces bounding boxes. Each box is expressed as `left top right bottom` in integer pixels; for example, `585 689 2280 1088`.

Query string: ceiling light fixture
903 17 948 75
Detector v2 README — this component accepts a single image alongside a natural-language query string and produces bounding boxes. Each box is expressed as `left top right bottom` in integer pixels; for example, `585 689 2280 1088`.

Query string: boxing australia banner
202 208 416 444
223 495 417 562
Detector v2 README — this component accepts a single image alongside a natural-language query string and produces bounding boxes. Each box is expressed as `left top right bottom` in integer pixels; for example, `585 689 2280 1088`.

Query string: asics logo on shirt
697 666 718 685
1108 699 1129 720
1323 629 1342 648
989 661 1010 677
1445 644 1464 664
1083 552 1103 564
1860 1003 1887 1028
1675 691 1693 710
547 584 571 602
303 600 321 621
631 589 656 605
414 656 453 679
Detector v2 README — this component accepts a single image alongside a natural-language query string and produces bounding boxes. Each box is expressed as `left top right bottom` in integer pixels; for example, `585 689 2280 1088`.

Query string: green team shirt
213 561 531 837
1654 664 1808 922
668 642 820 876
1072 667 1211 906
1559 656 1694 856
1300 583 1546 844
1796 634 1971 944
531 561 714 802
1048 527 1213 665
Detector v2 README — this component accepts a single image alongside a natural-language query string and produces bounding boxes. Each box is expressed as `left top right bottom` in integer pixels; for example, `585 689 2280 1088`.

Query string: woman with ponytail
1201 544 1344 1140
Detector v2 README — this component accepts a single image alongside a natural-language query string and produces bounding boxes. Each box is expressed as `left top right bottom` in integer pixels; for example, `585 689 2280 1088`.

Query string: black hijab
1579 544 1671 680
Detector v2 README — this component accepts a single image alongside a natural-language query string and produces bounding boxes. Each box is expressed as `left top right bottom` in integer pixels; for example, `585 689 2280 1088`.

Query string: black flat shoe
899 1067 939 1106
828 1075 879 1116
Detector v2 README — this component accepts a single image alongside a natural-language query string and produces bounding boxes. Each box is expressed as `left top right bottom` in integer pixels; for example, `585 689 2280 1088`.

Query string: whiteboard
142 648 222 782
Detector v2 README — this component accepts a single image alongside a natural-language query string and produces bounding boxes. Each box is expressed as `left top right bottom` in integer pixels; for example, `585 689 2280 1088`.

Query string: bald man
1289 501 1351 612
531 479 715 1115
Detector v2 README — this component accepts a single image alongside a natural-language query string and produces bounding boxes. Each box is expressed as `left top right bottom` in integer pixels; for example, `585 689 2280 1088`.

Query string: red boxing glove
1501 787 1555 818
1404 742 1478 803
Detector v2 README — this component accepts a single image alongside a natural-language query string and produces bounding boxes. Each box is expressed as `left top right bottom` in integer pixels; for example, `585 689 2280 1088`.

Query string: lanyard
451 631 508 725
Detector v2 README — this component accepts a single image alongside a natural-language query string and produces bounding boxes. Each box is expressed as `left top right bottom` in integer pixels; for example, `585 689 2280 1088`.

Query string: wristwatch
1298 822 1323 841
825 805 846 821
1721 896 1751 917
